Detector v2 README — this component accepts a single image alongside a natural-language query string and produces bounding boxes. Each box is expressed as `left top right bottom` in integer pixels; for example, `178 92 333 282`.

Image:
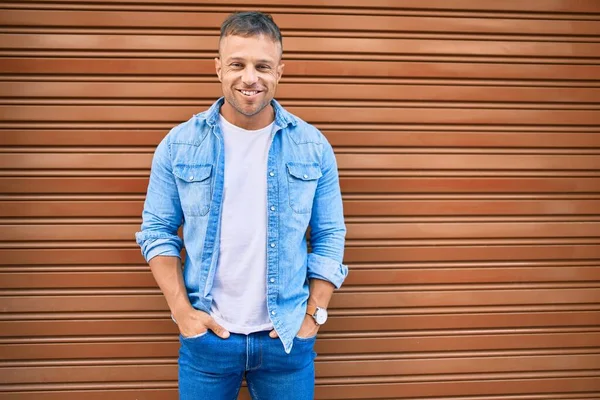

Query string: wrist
305 313 319 329
306 303 328 325
171 302 194 323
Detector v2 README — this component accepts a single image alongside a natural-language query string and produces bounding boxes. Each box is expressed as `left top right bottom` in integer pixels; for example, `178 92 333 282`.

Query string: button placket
265 134 280 330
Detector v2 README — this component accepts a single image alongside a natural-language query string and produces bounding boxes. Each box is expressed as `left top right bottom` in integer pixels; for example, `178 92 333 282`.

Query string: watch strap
306 304 318 317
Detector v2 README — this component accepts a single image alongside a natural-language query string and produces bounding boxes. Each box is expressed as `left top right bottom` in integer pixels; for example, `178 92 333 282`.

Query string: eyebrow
225 57 276 65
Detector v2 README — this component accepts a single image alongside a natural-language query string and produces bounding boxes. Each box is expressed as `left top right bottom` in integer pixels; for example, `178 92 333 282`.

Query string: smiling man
135 11 348 400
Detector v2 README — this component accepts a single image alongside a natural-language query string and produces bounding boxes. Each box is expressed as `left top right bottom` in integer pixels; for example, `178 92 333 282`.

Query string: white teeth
240 90 259 96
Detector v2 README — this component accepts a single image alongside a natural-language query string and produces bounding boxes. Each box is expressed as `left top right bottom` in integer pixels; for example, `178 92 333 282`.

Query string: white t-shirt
209 114 274 334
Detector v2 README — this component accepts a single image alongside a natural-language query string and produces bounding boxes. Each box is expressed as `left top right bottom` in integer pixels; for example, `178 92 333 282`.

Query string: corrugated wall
1 1 600 399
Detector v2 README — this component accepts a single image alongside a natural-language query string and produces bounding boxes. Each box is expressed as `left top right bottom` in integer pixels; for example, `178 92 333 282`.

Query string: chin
242 109 263 117
243 104 269 117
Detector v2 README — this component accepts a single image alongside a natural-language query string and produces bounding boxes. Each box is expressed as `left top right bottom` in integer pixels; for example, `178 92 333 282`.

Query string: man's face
215 34 284 121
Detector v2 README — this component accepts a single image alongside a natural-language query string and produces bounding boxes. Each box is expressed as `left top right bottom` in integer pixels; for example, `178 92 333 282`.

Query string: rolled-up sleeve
135 136 183 262
307 140 348 289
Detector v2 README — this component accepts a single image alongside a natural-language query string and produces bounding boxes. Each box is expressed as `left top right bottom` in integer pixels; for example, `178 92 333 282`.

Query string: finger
206 318 230 339
269 329 279 339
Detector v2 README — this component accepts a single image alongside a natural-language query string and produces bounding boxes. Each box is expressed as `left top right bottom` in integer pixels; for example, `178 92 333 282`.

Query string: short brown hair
220 11 282 53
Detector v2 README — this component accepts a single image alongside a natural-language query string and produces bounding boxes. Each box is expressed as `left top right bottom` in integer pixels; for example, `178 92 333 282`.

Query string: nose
242 66 258 86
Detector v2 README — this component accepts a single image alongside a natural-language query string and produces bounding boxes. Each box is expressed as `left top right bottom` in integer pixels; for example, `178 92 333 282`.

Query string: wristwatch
306 304 328 325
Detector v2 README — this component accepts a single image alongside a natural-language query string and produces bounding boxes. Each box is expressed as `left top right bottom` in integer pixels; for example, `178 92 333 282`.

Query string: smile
238 89 262 96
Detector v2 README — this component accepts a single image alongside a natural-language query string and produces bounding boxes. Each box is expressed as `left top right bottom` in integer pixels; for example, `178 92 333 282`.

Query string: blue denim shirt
135 98 348 353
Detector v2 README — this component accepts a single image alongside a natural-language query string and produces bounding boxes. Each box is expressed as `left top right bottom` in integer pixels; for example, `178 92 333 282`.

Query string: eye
230 62 243 68
257 65 271 71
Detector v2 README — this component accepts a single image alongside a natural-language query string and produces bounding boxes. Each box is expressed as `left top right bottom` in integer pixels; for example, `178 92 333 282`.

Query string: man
136 11 347 399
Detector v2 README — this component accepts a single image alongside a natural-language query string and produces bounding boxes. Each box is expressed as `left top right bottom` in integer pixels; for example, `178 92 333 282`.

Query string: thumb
269 329 279 339
206 318 230 339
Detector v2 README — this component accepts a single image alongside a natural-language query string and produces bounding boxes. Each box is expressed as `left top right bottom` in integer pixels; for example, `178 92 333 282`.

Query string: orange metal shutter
1 1 599 399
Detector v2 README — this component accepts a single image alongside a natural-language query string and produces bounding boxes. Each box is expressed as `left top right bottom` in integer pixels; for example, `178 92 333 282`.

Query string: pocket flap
286 163 322 181
173 164 212 183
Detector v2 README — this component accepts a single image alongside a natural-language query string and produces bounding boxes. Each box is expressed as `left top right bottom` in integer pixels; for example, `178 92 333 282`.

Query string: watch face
315 308 328 325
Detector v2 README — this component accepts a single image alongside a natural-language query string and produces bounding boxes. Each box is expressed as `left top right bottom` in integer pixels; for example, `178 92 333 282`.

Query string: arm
135 137 184 261
300 140 348 336
150 255 229 338
136 137 228 338
270 140 348 339
149 256 192 330
307 140 348 289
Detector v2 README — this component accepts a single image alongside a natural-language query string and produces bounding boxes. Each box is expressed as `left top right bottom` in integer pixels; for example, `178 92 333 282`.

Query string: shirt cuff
135 230 183 263
306 252 348 289
145 242 182 263
135 236 181 263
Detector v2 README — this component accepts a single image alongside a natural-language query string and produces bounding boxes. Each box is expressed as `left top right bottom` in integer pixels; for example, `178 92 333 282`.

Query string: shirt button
303 174 308 179
270 278 275 283
189 176 194 180
270 206 276 211
271 311 276 315
270 243 276 248
269 171 275 177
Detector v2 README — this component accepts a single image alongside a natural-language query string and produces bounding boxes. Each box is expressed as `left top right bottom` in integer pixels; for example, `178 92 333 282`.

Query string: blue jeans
178 330 316 399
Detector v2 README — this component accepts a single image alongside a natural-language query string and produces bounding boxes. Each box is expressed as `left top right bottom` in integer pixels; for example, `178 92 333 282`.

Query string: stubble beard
228 95 270 118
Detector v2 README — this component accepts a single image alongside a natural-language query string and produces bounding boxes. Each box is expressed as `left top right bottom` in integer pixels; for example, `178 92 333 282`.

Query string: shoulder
285 112 329 147
164 111 211 147
273 99 328 146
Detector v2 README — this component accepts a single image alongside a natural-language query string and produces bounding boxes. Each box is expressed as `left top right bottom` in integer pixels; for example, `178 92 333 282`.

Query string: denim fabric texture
135 98 348 353
179 330 316 399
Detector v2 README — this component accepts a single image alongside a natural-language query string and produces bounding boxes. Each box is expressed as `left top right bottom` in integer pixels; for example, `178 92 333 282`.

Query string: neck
220 101 275 130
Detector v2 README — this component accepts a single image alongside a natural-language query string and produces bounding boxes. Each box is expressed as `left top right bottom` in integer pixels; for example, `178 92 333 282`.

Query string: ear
215 57 222 82
276 62 285 84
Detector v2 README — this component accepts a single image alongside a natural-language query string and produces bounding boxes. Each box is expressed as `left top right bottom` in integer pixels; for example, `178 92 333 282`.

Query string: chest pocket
286 162 322 214
173 164 213 217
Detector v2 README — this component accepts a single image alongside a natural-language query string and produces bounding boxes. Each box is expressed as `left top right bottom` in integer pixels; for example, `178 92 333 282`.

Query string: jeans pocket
180 330 209 340
294 333 317 342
